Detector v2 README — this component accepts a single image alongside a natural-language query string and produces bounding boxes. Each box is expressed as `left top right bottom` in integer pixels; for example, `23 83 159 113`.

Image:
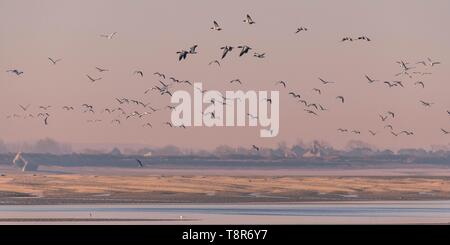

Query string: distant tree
109 147 122 156
0 139 8 153
33 138 72 155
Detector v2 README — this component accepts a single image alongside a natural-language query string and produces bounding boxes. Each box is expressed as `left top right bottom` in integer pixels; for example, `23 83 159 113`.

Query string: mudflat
1 169 449 205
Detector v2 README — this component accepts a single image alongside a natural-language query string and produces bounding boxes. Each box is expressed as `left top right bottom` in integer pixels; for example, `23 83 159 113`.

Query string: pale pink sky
0 0 449 150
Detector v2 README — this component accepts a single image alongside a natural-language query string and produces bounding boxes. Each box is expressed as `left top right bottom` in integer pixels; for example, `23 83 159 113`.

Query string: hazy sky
1 0 449 150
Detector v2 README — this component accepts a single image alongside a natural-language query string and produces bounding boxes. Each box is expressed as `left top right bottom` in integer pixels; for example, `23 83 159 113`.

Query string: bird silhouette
87 75 102 82
211 20 222 31
220 46 233 59
48 57 62 65
243 14 255 24
6 69 23 75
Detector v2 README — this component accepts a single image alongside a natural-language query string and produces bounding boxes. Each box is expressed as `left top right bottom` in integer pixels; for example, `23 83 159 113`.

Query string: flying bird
243 14 255 24
400 130 414 136
19 104 30 111
153 72 165 79
209 60 221 66
100 32 117 39
318 104 328 111
275 81 287 88
143 123 153 128
177 50 189 61
341 37 353 42
252 145 260 151
95 67 109 72
312 88 321 95
427 57 441 66
307 103 318 110
211 20 222 31
87 75 102 82
111 119 121 124
368 130 377 136
237 45 252 57
189 45 198 54
230 79 242 84
420 100 433 107
414 81 425 88
365 75 378 83
394 81 404 88
134 70 144 77
441 129 450 135
288 92 301 99
336 96 345 103
357 36 371 41
319 77 334 85
304 109 318 116
253 52 266 58
6 69 23 76
384 81 397 88
48 57 62 65
295 27 308 33
220 46 233 59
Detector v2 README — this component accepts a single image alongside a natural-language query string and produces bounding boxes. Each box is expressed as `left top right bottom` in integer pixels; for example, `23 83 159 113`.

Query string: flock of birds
3 13 450 155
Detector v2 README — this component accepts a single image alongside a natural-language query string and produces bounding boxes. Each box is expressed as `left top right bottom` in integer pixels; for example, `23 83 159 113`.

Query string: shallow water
1 201 450 224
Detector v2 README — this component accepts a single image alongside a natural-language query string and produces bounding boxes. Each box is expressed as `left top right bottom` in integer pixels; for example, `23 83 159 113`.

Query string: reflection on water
0 201 450 224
